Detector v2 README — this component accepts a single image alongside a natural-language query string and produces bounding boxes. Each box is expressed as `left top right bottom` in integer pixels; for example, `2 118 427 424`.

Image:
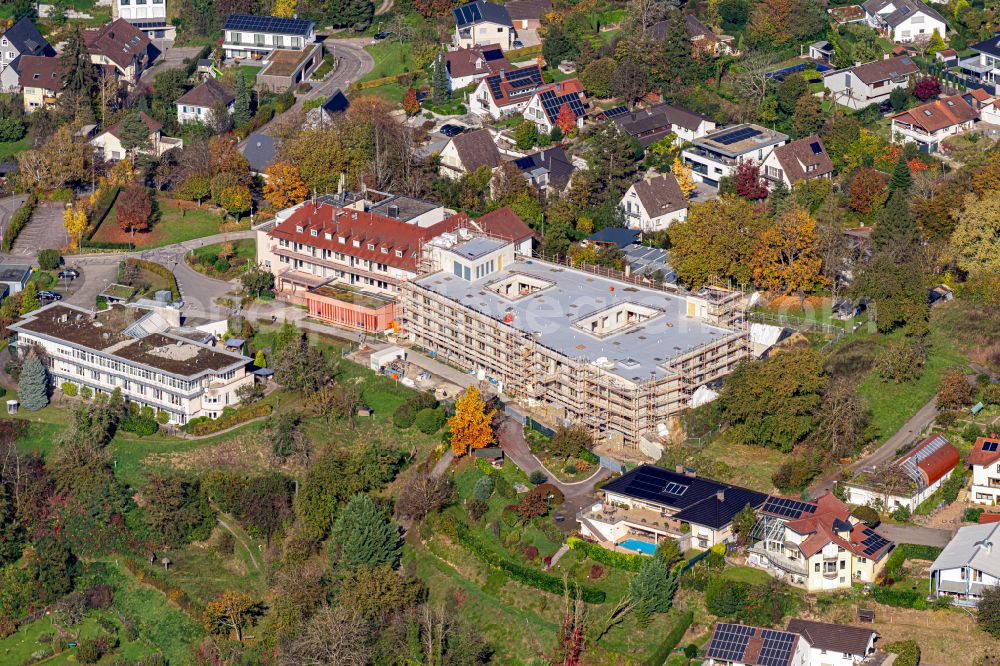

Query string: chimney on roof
675 465 683 474
556 82 561 93
716 489 725 502
685 469 696 478
388 204 400 219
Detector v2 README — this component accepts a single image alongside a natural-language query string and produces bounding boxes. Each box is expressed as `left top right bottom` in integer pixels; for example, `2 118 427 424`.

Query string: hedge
1 194 37 252
81 240 135 251
885 543 944 580
85 185 120 240
183 45 212 77
567 536 646 572
453 524 606 603
127 258 180 300
579 449 600 465
886 640 921 666
182 402 271 436
645 610 694 666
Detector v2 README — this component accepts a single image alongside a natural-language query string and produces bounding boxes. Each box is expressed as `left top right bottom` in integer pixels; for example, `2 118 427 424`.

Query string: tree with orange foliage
447 385 495 457
847 167 888 214
556 103 576 135
749 206 826 305
202 591 262 641
116 184 152 239
402 88 421 116
263 161 308 210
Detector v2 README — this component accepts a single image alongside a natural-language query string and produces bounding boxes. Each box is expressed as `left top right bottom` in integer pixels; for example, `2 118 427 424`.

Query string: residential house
0 18 55 93
829 5 868 25
453 0 515 50
112 0 174 40
705 620 878 666
577 464 768 552
443 44 509 91
930 521 1000 605
748 493 894 592
861 0 947 43
823 56 920 110
466 206 535 255
650 15 735 56
682 124 788 187
890 90 991 152
704 623 807 666
90 111 183 161
0 264 32 294
612 102 717 149
505 0 550 30
619 173 689 232
784 620 878 666
522 78 586 133
438 128 503 180
761 135 834 187
240 133 276 176
502 145 575 193
469 64 544 119
304 88 350 128
84 18 155 86
18 55 65 113
174 78 235 124
9 302 255 424
846 434 959 512
935 47 959 67
809 40 836 62
222 14 316 60
967 435 1000 506
960 35 1000 85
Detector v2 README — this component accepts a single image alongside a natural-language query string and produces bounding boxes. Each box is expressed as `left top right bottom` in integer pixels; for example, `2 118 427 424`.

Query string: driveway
140 45 203 82
62 258 120 308
874 523 954 548
10 201 69 258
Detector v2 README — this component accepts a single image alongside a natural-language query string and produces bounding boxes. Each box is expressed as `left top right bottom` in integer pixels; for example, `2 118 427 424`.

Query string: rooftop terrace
412 258 741 382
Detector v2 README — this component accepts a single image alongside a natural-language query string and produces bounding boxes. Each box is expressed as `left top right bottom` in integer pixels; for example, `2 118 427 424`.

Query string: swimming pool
619 538 656 555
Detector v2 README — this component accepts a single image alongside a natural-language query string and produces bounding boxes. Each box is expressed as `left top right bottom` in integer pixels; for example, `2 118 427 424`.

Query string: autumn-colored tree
63 205 88 252
402 88 421 116
411 0 452 18
263 161 308 210
208 135 251 180
219 185 252 219
848 167 888 214
951 192 1000 274
116 184 152 238
447 385 495 457
671 157 696 199
733 160 769 200
15 125 89 191
749 207 827 304
556 102 576 135
668 196 769 287
202 591 262 641
913 76 941 101
937 369 973 410
273 0 296 17
107 159 138 186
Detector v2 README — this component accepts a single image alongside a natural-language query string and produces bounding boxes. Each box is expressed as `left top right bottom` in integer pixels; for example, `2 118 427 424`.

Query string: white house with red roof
443 44 510 91
90 111 182 161
967 435 1000 505
749 493 894 592
521 78 586 134
469 63 544 120
846 434 960 512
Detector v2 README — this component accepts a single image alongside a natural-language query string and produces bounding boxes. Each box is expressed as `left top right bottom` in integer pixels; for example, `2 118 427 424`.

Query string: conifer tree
58 28 95 122
432 52 449 104
233 71 251 128
18 350 49 411
889 154 912 193
329 493 400 570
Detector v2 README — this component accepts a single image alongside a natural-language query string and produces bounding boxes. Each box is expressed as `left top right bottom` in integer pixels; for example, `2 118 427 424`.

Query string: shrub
80 386 93 399
589 564 604 579
580 449 599 465
121 619 139 642
120 412 158 436
890 505 911 522
2 195 37 253
182 403 271 435
564 461 577 475
964 423 984 443
0 617 14 638
414 407 446 434
37 249 62 270
126 259 180 300
155 410 170 425
473 475 494 502
85 583 114 609
964 507 985 522
393 392 438 429
467 497 488 521
529 470 547 485
494 475 515 499
871 586 921 608
87 186 120 237
567 537 646 572
684 644 699 659
217 529 235 555
886 640 921 666
37 631 53 643
644 611 694 666
450 523 605 603
524 544 539 562
936 410 958 427
76 637 108 664
61 382 78 397
851 505 880 527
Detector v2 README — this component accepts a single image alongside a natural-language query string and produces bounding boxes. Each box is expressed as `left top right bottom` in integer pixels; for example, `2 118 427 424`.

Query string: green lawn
188 238 256 279
0 136 30 163
93 196 227 248
357 82 407 103
722 566 775 585
360 41 419 81
236 64 262 83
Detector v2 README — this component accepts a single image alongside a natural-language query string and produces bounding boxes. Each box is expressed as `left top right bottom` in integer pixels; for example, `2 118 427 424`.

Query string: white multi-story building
0 18 55 93
823 55 920 110
960 35 1000 85
890 90 992 153
619 173 689 232
785 619 879 666
967 435 1000 505
861 0 947 43
113 0 174 40
931 522 1000 606
222 14 315 60
10 303 255 424
681 124 788 188
453 0 516 50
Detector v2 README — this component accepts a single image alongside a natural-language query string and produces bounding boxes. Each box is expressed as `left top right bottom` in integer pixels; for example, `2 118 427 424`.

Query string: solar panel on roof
482 48 504 61
860 528 890 556
763 496 817 519
663 481 688 496
984 441 999 452
714 127 761 146
540 90 584 122
487 75 503 99
707 624 755 662
224 14 313 35
513 156 536 170
758 630 797 666
603 105 629 119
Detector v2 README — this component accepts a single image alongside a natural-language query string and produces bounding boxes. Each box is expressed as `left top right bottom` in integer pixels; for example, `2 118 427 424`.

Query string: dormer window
353 240 360 247
395 250 403 257
295 225 303 233
324 233 332 240
367 243 375 250
310 229 318 237
338 236 345 244
381 247 389 254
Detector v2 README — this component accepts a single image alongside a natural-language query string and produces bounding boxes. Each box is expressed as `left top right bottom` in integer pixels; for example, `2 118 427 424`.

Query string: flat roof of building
694 123 788 157
11 303 248 378
0 264 31 283
413 258 740 382
369 194 440 222
261 47 315 77
308 282 395 309
449 237 506 260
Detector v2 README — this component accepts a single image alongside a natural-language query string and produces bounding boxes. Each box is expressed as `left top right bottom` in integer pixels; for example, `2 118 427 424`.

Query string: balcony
823 570 840 580
959 56 994 76
684 147 737 166
581 504 686 538
749 544 808 576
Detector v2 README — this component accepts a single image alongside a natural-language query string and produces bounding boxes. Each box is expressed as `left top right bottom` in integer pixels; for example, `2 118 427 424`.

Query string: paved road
809 395 939 497
10 201 69 257
874 523 954 548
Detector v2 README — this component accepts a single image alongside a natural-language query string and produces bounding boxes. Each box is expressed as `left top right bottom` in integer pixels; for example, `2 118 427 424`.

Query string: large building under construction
402 239 749 459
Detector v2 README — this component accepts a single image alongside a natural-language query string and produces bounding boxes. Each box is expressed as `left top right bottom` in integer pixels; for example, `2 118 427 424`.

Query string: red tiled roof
470 206 535 243
778 493 893 560
18 54 63 92
969 437 1000 468
482 64 543 107
84 18 150 70
891 94 980 133
445 45 509 80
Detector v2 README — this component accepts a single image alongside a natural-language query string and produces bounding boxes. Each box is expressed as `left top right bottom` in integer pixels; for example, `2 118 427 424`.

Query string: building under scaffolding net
402 249 750 458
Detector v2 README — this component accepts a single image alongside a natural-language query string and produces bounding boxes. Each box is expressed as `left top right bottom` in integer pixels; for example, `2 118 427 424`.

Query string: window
367 243 375 250
824 562 837 574
814 563 821 573
395 250 403 257
840 560 846 570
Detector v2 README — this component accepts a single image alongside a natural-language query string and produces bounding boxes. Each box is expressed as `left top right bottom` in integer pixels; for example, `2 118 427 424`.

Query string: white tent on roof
688 384 719 408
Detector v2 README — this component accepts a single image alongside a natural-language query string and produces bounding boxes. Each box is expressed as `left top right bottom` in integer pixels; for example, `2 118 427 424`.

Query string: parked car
513 39 524 48
38 290 62 302
373 31 393 40
439 124 466 137
57 269 80 279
